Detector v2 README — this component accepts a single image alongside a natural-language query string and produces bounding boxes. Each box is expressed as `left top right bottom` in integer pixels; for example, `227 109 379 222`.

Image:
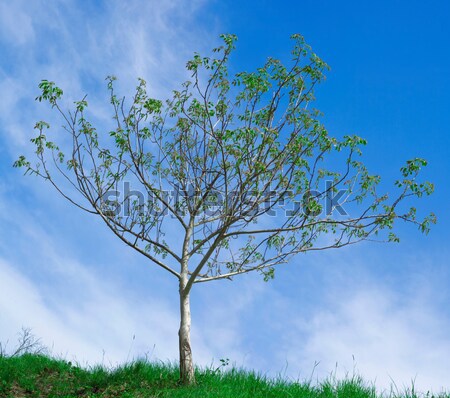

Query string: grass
0 354 449 398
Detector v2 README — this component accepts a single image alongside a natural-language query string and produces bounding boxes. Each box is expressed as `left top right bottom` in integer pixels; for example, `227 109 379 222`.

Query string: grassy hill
0 353 448 398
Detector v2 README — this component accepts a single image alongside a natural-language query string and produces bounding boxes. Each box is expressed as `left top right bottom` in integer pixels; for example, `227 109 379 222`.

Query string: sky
1 0 449 393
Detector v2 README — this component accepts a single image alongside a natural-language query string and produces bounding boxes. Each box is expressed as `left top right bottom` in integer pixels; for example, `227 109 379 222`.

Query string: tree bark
179 280 195 384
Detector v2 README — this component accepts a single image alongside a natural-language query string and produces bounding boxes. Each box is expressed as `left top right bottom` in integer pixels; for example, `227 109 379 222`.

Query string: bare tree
0 328 46 358
14 34 435 384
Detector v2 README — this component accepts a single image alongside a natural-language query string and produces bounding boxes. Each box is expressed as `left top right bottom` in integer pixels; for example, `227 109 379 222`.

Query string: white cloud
278 274 450 393
192 277 267 368
0 251 182 366
0 2 35 46
0 0 219 152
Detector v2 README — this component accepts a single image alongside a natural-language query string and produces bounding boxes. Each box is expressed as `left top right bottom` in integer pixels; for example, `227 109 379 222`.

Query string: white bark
179 275 195 384
179 219 195 384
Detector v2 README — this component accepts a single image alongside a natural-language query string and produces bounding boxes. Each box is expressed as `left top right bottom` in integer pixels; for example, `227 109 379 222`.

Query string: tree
14 34 435 385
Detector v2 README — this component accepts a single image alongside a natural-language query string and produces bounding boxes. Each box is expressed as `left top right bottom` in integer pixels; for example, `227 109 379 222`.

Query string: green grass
0 353 448 398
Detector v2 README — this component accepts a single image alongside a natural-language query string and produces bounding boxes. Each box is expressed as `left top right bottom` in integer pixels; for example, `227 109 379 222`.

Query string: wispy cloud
271 251 450 393
0 255 179 366
0 2 35 46
0 0 219 152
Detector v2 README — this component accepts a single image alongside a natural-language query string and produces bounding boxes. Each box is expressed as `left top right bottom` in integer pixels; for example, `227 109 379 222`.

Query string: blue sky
1 0 449 392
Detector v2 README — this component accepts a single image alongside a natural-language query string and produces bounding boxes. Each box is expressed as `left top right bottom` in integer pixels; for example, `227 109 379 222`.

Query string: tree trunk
179 284 195 384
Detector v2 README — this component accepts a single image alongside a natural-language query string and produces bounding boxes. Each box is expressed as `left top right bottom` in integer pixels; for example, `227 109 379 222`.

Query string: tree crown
14 34 436 288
